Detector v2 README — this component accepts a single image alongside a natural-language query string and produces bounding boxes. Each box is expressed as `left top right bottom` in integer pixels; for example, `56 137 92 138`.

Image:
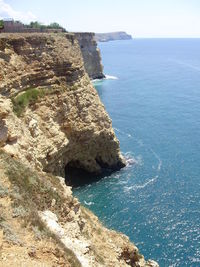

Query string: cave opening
64 160 115 188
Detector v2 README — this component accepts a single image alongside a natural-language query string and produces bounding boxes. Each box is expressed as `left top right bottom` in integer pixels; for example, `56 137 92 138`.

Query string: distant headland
95 31 132 42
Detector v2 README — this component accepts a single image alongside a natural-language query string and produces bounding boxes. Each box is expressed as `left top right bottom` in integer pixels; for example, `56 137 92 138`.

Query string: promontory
95 31 132 42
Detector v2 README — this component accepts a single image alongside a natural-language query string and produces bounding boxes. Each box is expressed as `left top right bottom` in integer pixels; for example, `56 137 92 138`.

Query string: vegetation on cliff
26 21 66 31
0 150 81 266
0 20 3 29
11 88 47 117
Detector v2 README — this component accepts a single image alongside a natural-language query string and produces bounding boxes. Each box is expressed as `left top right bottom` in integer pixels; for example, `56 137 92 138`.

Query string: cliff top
73 32 94 35
96 31 130 34
0 32 74 39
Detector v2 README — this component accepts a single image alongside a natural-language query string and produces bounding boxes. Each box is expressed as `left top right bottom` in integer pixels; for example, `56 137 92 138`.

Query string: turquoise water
73 39 200 266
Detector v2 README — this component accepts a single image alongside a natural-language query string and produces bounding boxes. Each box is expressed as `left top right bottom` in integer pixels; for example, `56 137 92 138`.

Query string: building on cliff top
0 19 24 33
0 19 65 33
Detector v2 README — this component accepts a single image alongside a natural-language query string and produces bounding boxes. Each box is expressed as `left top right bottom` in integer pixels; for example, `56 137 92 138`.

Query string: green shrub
0 20 4 29
27 21 66 31
11 88 46 116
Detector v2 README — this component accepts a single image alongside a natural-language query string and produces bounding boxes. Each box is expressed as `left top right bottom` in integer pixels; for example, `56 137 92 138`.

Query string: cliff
95 31 132 42
0 33 158 266
74 32 105 79
0 33 123 179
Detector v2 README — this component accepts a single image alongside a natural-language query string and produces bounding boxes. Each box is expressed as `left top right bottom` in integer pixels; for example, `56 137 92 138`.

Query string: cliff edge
74 32 105 79
0 33 158 266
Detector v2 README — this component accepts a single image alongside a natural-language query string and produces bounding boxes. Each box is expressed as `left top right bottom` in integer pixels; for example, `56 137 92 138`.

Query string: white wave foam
92 78 103 83
114 134 162 192
92 75 118 84
123 149 161 193
122 152 143 168
114 130 162 174
84 201 94 206
134 175 158 189
105 74 118 80
114 128 133 139
158 160 162 171
126 157 137 168
124 175 158 192
150 149 162 172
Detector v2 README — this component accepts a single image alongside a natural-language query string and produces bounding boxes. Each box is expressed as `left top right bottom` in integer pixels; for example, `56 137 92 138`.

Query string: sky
0 0 200 37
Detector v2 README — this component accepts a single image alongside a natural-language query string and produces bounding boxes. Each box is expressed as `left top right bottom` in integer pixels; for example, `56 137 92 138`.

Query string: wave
92 78 103 83
150 149 162 172
114 128 162 171
122 152 143 168
114 127 133 138
84 201 94 206
105 74 118 80
113 128 162 192
92 74 119 83
133 175 158 189
123 149 162 192
124 175 158 192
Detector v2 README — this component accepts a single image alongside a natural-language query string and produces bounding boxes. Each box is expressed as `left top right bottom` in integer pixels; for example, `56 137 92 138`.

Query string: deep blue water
73 39 200 266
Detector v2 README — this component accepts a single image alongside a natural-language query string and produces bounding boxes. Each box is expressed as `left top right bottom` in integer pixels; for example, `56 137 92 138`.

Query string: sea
73 39 200 267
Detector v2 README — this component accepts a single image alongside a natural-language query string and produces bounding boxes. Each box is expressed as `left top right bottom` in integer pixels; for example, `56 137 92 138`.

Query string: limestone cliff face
0 33 123 179
74 32 105 79
0 33 83 95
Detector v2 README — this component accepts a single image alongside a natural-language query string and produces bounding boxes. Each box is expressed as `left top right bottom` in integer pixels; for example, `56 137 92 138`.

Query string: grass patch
0 150 74 224
11 88 47 117
0 150 64 225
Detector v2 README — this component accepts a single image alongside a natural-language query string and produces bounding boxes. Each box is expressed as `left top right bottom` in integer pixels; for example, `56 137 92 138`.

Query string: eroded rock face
0 33 124 180
74 32 105 79
0 33 84 96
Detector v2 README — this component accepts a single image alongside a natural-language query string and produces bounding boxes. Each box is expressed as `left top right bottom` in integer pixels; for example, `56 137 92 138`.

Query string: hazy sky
0 0 200 37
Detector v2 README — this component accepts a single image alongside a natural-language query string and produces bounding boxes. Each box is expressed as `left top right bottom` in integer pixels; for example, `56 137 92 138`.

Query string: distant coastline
95 31 132 42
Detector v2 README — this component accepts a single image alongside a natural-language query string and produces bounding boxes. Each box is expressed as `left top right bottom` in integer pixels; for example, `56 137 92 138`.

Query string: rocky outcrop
0 33 123 180
0 33 83 96
95 31 132 42
74 32 105 79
